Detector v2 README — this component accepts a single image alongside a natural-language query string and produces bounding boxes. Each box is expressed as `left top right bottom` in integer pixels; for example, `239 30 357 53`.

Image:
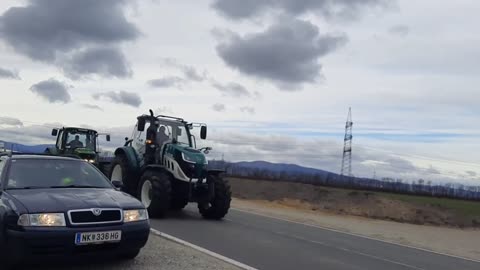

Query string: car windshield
6 159 112 189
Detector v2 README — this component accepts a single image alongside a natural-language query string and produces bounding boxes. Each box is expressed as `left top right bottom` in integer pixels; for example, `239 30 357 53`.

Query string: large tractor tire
138 170 172 218
198 175 231 220
170 181 190 210
109 154 135 194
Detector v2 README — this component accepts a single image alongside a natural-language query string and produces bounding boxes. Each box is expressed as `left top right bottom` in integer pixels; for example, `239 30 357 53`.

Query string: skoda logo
92 208 102 216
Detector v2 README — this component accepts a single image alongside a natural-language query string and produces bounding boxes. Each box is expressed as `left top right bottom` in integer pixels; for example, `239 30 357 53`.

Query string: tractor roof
61 127 98 133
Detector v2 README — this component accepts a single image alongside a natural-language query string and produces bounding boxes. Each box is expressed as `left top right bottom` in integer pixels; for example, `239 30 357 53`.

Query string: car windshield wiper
49 185 108 189
6 186 47 190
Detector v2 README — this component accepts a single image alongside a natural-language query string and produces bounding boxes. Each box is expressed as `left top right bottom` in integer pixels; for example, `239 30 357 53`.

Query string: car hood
7 188 144 213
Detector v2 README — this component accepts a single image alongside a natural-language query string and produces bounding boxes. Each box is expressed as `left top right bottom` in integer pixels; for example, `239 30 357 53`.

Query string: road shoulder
232 198 480 261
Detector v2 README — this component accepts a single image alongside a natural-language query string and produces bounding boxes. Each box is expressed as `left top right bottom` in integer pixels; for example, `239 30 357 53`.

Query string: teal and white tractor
109 110 231 219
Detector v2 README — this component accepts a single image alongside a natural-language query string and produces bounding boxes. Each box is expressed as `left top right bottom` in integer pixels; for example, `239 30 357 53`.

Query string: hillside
0 141 52 153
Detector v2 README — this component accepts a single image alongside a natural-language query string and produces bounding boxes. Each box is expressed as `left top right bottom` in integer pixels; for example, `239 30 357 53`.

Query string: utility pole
340 108 353 177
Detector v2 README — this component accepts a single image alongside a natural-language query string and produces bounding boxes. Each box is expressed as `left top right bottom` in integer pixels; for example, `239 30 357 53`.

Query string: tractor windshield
175 125 190 146
65 130 96 151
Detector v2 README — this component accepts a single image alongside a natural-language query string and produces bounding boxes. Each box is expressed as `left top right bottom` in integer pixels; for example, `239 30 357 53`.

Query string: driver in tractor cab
68 135 84 149
156 126 170 147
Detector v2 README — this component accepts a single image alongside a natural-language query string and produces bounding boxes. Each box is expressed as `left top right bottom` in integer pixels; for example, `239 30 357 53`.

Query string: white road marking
150 228 258 270
231 207 480 264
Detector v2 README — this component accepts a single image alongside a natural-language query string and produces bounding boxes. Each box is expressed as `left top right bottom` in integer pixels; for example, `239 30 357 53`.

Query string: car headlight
84 159 95 163
123 209 148 223
18 213 66 227
182 152 196 163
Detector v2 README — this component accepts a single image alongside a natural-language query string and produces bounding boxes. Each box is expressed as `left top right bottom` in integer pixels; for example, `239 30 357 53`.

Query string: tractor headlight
123 209 148 223
18 213 66 227
182 153 196 164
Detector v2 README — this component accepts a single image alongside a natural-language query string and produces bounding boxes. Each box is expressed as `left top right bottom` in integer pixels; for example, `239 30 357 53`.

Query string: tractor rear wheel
138 170 172 218
198 175 231 220
109 154 134 194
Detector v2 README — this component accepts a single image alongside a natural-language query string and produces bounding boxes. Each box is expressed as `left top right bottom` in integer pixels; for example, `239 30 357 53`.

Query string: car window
6 159 112 189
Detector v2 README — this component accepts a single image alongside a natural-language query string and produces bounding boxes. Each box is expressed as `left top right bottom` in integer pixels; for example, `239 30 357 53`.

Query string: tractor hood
169 144 207 164
73 148 97 159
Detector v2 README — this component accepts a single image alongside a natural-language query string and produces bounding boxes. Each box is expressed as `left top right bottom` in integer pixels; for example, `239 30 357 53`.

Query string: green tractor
109 110 231 219
46 127 111 167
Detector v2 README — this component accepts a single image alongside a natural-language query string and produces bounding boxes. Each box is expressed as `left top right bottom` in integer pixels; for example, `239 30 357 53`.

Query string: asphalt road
150 205 480 270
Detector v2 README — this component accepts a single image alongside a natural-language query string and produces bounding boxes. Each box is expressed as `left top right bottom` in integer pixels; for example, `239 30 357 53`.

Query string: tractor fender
114 147 141 174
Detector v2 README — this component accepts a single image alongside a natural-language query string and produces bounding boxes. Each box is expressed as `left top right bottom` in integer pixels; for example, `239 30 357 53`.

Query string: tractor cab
130 111 207 164
48 127 110 163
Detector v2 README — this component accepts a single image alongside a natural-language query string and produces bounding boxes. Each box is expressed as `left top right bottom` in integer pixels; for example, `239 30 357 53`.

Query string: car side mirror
200 126 207 140
112 180 124 190
51 129 58 136
137 118 146 132
106 135 111 142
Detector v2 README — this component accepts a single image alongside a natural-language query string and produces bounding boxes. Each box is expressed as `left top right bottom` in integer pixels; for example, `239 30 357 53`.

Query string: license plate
75 231 122 245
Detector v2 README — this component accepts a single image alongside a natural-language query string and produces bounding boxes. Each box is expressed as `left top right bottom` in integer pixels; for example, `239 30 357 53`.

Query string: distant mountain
208 160 330 179
0 141 53 153
234 160 329 176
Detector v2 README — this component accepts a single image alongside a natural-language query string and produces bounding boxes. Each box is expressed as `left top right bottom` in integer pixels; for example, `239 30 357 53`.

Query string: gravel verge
19 233 241 270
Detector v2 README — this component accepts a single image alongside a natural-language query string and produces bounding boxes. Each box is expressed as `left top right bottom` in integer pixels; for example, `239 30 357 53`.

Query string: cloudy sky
0 0 479 185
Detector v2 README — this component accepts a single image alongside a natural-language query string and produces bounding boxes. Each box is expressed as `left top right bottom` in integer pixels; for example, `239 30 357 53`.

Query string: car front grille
68 208 122 225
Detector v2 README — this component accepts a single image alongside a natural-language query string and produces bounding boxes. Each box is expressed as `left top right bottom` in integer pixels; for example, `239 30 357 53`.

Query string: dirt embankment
228 177 480 228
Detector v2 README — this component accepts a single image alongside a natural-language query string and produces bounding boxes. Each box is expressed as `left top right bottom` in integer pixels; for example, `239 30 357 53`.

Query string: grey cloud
82 104 104 111
216 19 347 89
388 25 410 37
0 67 20 79
62 47 132 79
240 106 256 114
147 76 185 88
158 58 207 82
30 78 72 103
93 91 142 107
0 0 139 62
466 171 477 177
0 116 23 126
212 0 389 21
182 66 207 82
212 103 226 112
212 81 252 98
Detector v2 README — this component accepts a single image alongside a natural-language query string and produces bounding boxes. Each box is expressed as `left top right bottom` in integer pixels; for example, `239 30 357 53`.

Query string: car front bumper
7 221 150 261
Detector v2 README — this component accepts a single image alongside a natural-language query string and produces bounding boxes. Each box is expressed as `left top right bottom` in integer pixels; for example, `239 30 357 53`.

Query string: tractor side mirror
200 126 207 140
137 118 146 132
51 129 58 136
106 135 111 142
177 127 182 136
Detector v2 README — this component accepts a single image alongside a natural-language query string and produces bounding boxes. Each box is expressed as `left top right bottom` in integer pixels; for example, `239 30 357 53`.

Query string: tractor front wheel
198 175 231 220
109 154 134 193
138 170 172 218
